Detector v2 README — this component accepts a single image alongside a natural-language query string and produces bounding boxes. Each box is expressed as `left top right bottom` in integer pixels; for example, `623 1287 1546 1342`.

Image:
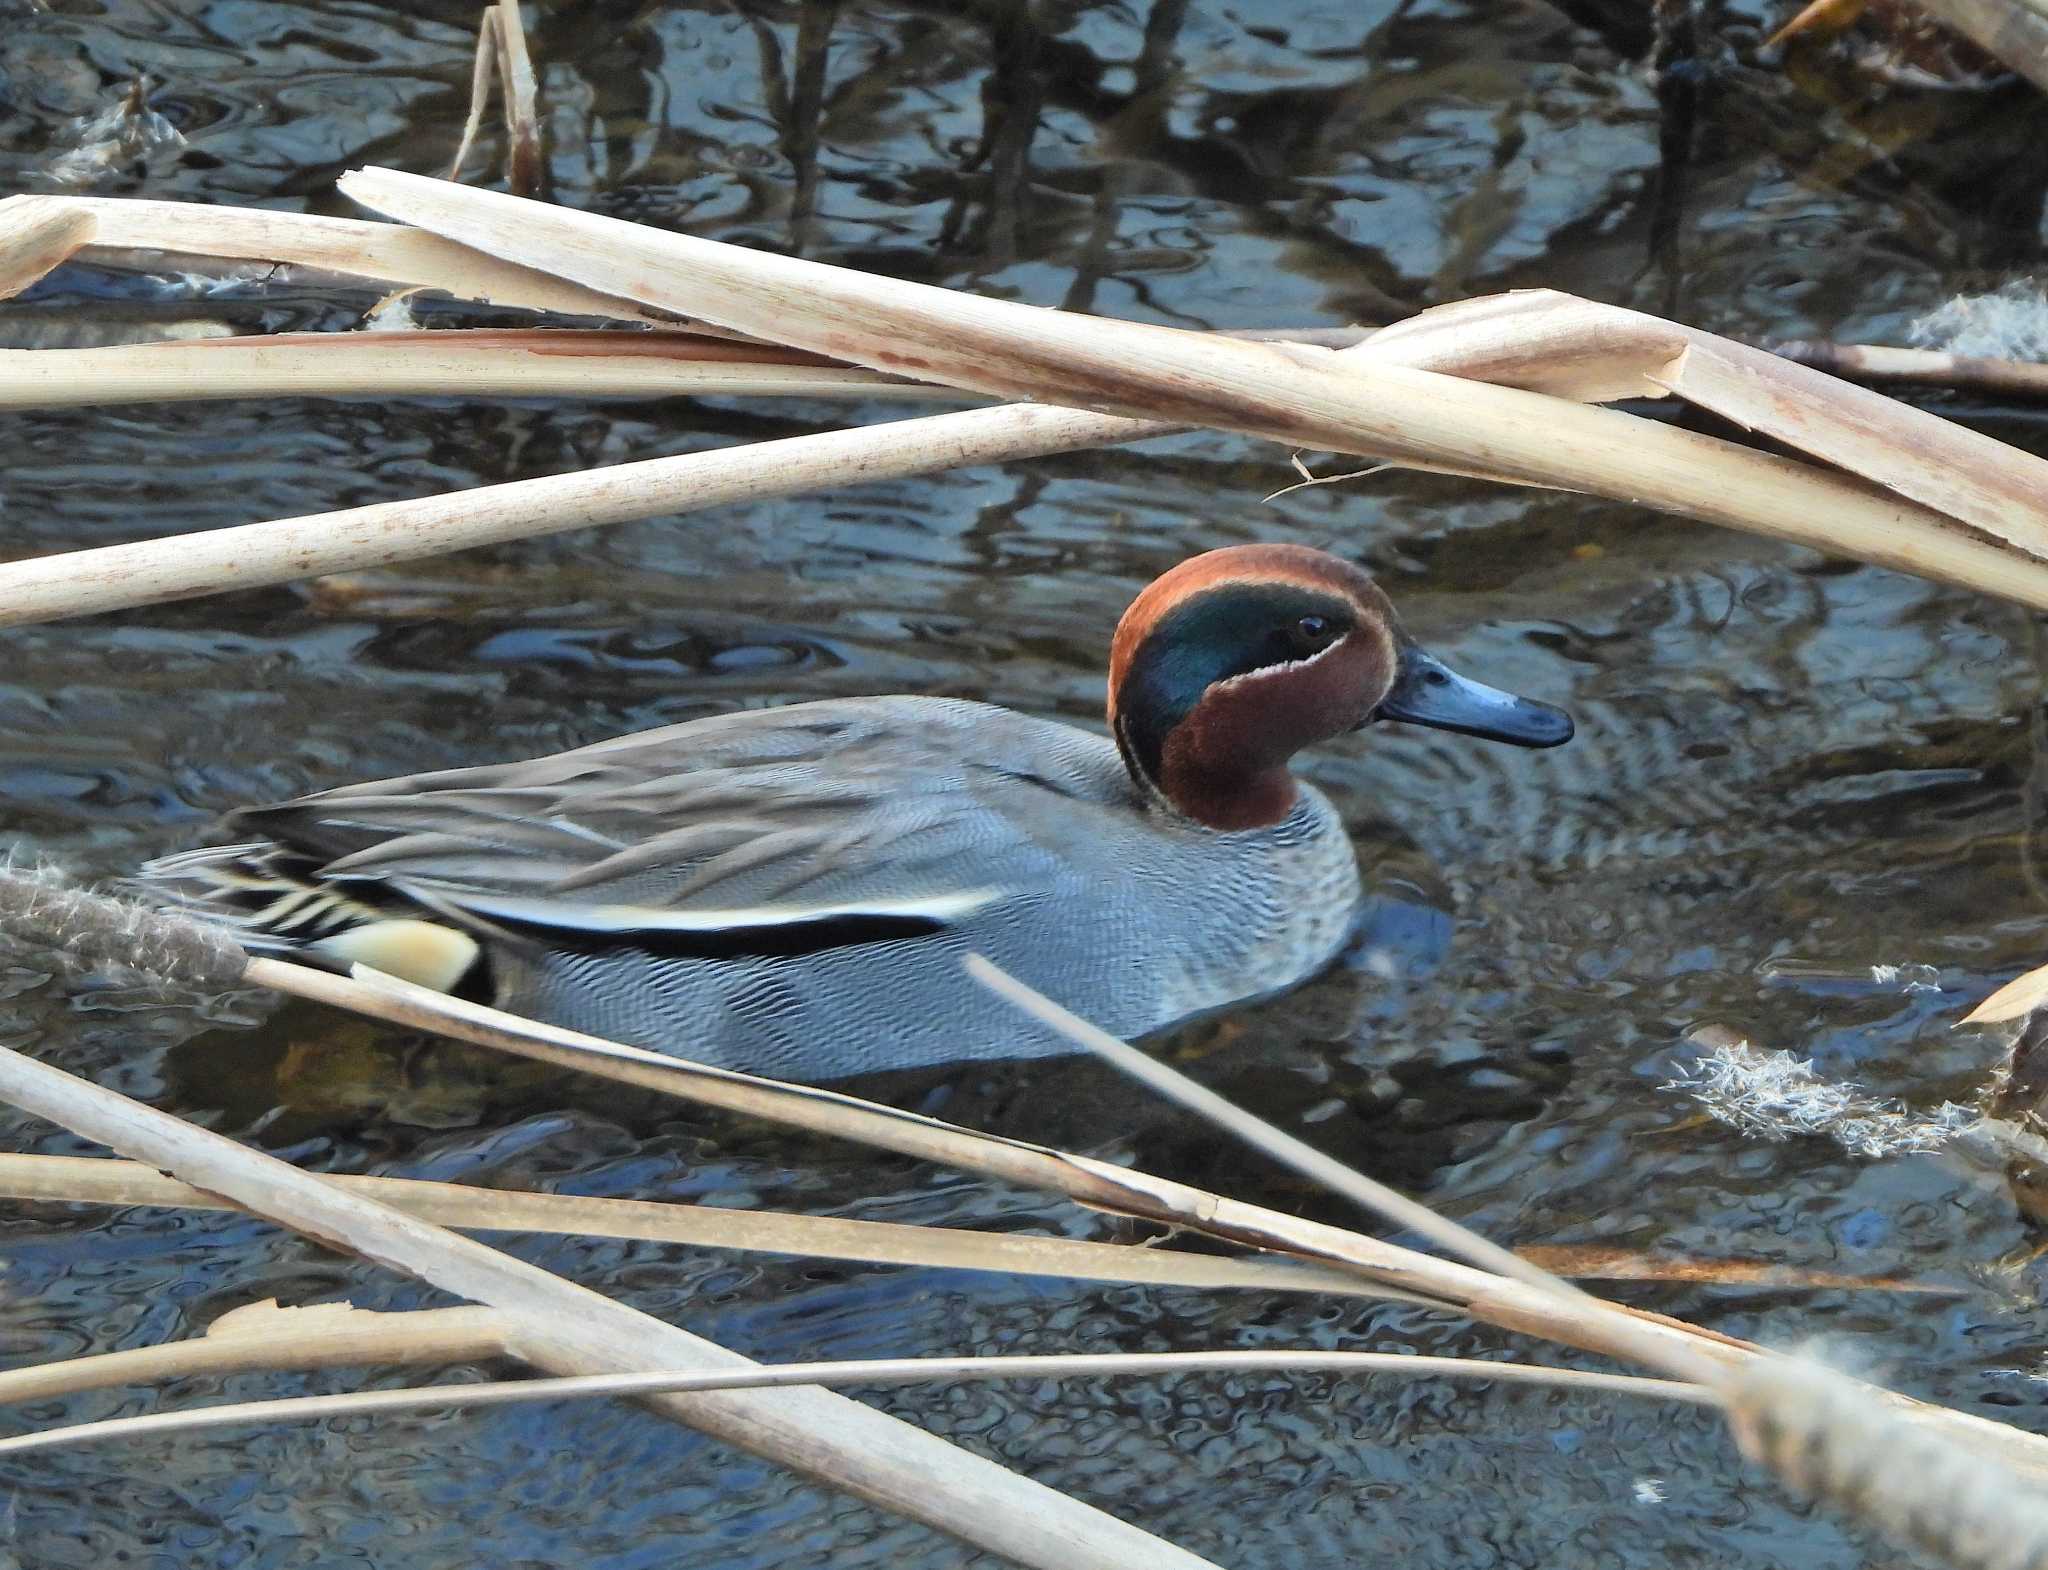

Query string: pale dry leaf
1958 962 2048 1027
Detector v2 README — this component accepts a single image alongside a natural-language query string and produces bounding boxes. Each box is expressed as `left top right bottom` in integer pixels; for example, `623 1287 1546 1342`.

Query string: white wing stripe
417 886 1006 935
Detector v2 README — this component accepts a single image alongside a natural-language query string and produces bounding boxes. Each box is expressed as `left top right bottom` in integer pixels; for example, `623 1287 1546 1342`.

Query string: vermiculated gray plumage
143 698 1363 1080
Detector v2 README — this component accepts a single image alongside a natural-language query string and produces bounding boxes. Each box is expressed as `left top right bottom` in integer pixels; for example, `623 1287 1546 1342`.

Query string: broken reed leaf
0 201 96 302
1515 1245 1960 1295
0 1350 1714 1460
447 6 499 186
1376 290 2048 563
0 192 693 327
492 0 544 199
449 1 544 197
333 169 2048 610
1958 961 2048 1026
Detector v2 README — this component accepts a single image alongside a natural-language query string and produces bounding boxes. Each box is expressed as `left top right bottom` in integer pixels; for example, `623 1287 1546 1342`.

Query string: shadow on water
5 0 2048 1565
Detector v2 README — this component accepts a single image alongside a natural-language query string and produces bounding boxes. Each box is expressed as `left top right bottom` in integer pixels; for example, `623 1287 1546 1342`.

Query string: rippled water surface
6 1 2048 1565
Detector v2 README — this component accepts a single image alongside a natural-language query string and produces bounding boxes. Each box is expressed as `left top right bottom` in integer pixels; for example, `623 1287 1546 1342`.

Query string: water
4 1 2048 1564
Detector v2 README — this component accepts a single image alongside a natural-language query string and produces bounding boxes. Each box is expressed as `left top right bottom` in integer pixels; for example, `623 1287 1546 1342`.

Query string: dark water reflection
6 0 2048 1565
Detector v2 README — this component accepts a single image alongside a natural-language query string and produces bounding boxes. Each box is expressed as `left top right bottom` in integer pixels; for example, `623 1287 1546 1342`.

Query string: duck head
1107 544 1572 831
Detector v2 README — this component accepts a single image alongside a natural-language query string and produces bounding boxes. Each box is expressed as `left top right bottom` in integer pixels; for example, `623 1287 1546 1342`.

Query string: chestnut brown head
1106 544 1572 831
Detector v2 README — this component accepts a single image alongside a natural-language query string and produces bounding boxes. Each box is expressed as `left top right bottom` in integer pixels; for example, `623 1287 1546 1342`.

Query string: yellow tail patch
309 920 480 993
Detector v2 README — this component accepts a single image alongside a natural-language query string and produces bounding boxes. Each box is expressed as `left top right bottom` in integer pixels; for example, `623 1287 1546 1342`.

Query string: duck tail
132 844 481 993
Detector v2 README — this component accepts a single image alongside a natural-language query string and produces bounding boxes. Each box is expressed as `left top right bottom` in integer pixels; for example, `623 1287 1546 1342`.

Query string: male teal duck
144 545 1570 1080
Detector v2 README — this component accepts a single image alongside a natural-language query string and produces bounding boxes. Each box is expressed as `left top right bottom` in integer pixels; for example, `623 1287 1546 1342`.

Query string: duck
142 544 1571 1081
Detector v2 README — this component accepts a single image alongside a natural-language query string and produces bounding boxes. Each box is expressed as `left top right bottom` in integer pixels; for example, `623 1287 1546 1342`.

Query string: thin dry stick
0 1350 1714 1459
272 968 2048 1483
237 967 1781 1392
2 1153 1945 1297
0 1152 1385 1303
0 1302 511 1406
963 955 1584 1303
335 168 2048 604
0 1038 1217 1570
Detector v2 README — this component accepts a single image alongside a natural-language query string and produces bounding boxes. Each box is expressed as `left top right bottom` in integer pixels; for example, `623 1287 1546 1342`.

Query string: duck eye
1284 614 1337 655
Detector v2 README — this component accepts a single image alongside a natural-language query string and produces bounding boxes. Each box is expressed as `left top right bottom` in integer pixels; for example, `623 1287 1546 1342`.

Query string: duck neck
1135 686 1302 832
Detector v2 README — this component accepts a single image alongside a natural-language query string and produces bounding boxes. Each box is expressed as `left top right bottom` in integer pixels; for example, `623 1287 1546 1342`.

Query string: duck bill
1372 647 1574 748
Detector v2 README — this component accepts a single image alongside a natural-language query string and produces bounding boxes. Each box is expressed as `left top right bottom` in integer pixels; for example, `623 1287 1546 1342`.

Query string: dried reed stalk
330 965 2048 1482
333 168 2048 607
0 402 1174 627
1 312 2042 623
0 1036 1215 1570
3 870 2026 1475
0 329 939 409
244 962 2048 1478
6 878 2046 1570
